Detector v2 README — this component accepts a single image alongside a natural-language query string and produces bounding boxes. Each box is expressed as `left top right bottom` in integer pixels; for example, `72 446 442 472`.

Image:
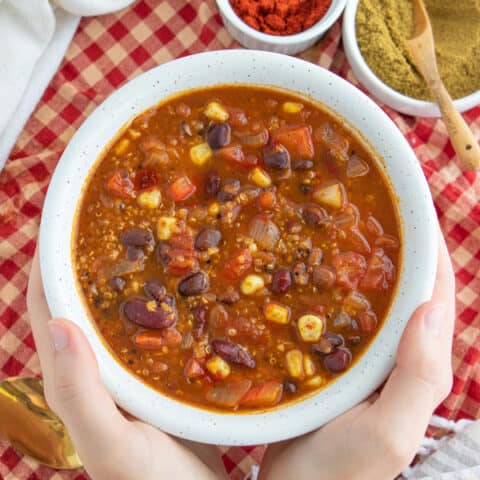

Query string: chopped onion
234 127 269 148
347 154 369 178
249 215 280 251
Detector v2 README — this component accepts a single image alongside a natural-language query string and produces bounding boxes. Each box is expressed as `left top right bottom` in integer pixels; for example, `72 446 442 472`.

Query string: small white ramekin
342 0 480 117
216 0 348 55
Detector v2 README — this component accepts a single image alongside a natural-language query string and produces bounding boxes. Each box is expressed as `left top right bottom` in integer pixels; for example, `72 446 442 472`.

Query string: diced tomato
257 190 277 210
167 175 196 201
106 170 135 198
169 232 195 250
223 248 253 279
217 144 257 169
205 380 252 408
240 381 283 407
184 358 205 379
332 251 367 290
360 248 395 290
166 251 199 277
271 124 314 159
134 168 158 192
359 310 377 333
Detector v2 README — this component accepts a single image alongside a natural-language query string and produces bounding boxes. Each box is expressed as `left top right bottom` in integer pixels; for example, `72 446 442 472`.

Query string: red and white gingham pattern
0 2 479 479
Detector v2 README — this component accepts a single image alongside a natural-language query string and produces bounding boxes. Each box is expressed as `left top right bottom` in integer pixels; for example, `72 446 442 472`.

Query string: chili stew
74 85 401 412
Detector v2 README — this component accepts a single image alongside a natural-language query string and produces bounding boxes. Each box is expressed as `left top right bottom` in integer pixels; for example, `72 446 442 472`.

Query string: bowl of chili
40 50 437 445
216 0 348 55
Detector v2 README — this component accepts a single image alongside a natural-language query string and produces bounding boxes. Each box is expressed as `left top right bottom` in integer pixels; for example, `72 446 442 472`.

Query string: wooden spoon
407 0 480 171
0 377 82 470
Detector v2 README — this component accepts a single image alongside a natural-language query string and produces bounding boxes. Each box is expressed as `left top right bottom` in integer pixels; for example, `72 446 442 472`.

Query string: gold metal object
0 377 82 470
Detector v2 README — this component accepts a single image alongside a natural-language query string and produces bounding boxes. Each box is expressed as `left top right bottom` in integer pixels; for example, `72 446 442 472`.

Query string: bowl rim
216 0 348 44
342 0 480 117
40 49 438 445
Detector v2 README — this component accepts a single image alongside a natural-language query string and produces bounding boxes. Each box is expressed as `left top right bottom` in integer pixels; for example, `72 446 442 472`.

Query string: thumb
46 319 147 477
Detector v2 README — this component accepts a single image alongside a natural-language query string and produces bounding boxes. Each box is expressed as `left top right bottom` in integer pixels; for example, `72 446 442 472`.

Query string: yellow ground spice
356 0 480 100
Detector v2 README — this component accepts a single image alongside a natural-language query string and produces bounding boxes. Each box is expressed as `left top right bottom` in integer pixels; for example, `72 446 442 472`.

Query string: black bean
144 279 166 301
193 304 208 340
271 269 292 294
204 170 221 198
122 297 176 329
119 227 153 247
283 381 297 394
323 332 345 348
217 178 240 203
303 205 327 227
178 271 210 297
126 246 144 261
195 228 222 251
299 184 313 194
217 287 240 305
109 276 125 292
211 338 256 368
263 143 290 169
312 265 336 289
292 159 314 170
324 348 352 373
206 122 231 150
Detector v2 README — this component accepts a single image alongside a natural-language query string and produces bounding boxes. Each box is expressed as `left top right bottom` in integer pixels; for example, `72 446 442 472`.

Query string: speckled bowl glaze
40 50 437 446
343 0 480 117
216 0 347 55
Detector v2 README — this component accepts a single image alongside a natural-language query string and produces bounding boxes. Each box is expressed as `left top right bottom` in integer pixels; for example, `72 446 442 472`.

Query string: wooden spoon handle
432 82 480 171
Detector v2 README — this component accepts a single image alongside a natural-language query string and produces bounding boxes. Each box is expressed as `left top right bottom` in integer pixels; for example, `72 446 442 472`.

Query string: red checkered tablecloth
0 1 479 479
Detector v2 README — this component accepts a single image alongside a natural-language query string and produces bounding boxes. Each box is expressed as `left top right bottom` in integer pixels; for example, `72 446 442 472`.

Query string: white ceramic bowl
40 50 437 446
343 0 480 117
216 0 347 55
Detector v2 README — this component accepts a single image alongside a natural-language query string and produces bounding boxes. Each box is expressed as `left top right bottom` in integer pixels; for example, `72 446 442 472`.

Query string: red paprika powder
230 0 333 36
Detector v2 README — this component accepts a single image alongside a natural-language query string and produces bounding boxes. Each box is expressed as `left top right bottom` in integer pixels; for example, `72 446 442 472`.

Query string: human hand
259 231 455 480
27 251 227 480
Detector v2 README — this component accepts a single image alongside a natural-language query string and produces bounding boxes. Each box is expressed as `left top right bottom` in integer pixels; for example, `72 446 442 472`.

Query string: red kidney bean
195 228 222 251
271 269 292 294
204 170 221 198
303 205 328 227
123 297 176 329
312 265 336 289
109 276 125 292
292 159 314 170
263 143 290 169
211 338 256 368
323 348 352 373
217 287 240 305
193 304 208 340
144 279 166 301
206 122 231 150
292 262 309 286
119 227 153 247
178 271 210 297
126 246 144 261
283 381 297 393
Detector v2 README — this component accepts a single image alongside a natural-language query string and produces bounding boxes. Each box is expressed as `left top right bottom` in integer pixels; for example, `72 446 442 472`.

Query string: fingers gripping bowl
40 50 437 445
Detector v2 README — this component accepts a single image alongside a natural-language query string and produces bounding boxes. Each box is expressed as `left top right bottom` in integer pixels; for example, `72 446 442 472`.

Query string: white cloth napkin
0 0 136 170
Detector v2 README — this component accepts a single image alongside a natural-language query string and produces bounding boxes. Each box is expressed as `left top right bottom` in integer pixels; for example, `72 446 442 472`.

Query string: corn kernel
204 101 229 121
157 216 177 240
282 102 304 114
146 300 157 312
297 314 324 342
305 375 324 388
303 354 316 377
137 189 162 209
114 138 130 155
241 274 265 295
286 349 305 379
208 202 220 217
264 302 290 324
190 142 213 166
249 167 272 187
206 355 231 379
